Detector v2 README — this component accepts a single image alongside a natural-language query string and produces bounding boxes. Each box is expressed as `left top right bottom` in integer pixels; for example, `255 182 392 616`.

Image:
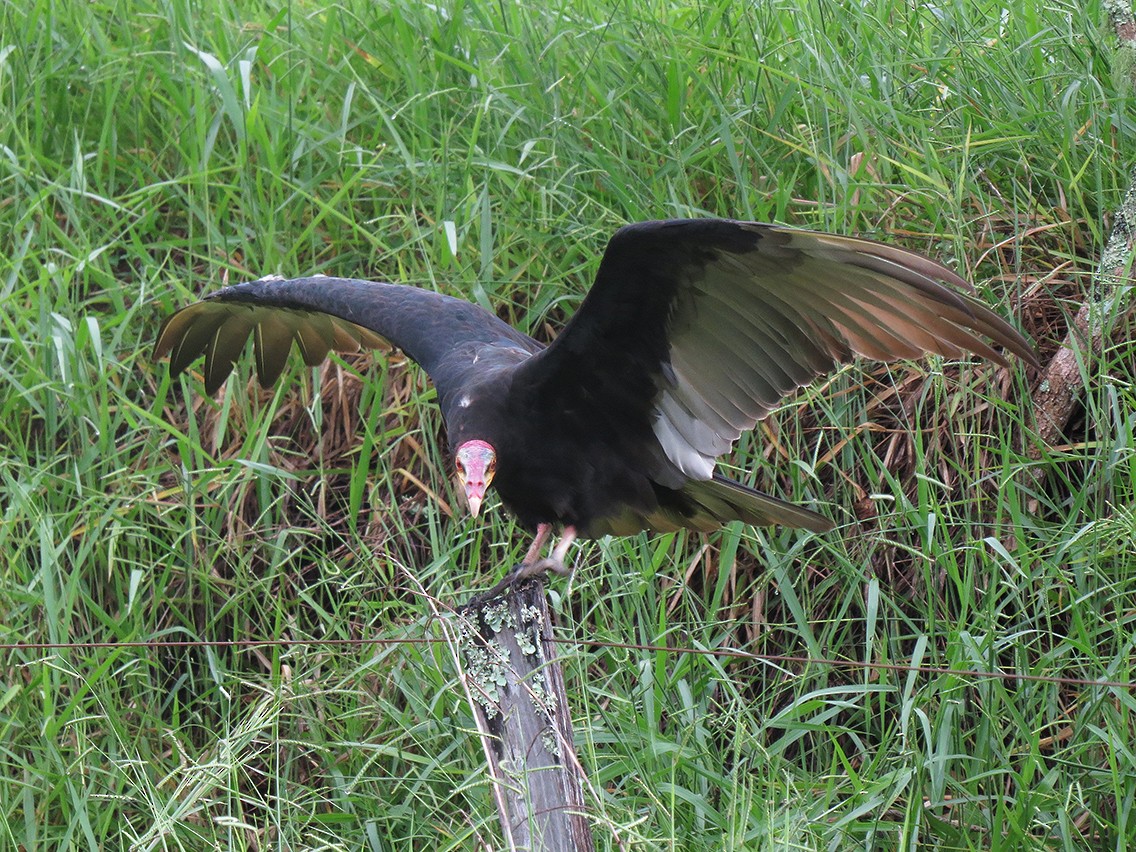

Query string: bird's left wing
154 276 540 394
512 219 1038 487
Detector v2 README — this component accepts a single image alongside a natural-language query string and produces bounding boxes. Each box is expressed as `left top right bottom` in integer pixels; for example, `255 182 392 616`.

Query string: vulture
155 219 1038 590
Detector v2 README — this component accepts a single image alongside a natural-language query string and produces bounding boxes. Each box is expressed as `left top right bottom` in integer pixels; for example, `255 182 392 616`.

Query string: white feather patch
656 391 731 457
651 397 716 480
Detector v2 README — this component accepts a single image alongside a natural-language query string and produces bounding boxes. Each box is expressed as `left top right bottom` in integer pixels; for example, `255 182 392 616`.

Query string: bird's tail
585 474 833 537
676 474 833 533
581 477 831 536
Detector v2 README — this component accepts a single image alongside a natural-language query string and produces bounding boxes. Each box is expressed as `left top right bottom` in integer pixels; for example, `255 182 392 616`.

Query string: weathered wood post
455 578 595 851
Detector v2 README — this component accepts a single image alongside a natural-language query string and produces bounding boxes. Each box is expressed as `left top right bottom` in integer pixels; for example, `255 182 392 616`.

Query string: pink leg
545 526 577 575
521 523 552 565
514 525 575 579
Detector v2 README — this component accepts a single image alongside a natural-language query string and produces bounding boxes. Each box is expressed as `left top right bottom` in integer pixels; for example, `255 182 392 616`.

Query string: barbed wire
1 634 1129 691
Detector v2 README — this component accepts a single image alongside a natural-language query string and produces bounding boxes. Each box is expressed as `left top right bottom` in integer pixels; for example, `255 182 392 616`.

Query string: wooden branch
457 579 595 852
1022 5 1136 495
1026 172 1136 478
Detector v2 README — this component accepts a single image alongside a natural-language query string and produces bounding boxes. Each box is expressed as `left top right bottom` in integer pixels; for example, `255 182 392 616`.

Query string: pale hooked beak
455 439 496 518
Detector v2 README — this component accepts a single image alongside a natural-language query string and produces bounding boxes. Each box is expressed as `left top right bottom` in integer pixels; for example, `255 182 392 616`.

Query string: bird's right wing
154 276 539 394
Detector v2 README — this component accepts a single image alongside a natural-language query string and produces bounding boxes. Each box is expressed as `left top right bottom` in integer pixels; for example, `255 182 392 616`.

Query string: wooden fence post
455 578 596 851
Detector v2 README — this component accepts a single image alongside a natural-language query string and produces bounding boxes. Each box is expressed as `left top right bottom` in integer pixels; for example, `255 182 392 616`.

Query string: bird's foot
464 557 570 608
527 556 571 577
462 525 577 609
503 556 572 589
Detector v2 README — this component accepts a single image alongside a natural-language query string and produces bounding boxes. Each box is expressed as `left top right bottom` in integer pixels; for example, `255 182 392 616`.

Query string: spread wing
154 275 540 395
513 219 1038 487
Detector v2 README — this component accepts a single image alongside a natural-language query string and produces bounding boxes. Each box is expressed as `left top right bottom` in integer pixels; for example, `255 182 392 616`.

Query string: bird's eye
456 459 465 474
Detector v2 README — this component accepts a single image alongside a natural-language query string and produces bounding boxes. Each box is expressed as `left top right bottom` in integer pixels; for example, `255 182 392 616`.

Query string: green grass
1 0 1134 848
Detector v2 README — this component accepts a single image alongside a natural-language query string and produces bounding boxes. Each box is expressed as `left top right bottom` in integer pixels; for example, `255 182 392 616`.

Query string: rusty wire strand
0 635 1129 691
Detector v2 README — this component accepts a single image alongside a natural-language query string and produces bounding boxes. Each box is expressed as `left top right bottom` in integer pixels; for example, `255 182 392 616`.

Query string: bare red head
454 439 496 518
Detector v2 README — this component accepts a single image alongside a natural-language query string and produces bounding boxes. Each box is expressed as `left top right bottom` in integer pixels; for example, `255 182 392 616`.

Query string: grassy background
2 0 1134 848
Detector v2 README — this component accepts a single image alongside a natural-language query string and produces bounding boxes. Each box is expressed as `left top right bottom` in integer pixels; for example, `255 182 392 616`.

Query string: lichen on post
457 579 595 851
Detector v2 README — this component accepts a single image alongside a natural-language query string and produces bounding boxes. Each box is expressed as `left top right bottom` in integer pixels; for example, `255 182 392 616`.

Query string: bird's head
454 439 496 518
